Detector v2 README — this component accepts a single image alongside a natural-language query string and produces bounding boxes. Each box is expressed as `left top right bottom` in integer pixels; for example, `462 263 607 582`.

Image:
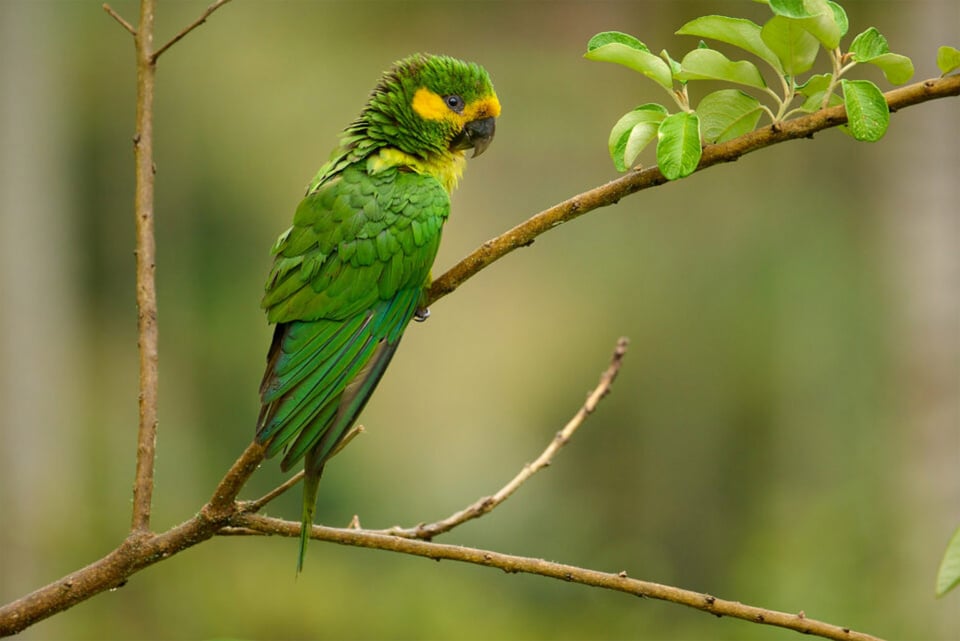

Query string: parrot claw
414 307 431 322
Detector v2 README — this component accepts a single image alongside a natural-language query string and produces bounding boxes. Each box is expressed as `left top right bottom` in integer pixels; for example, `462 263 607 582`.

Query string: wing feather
256 160 448 473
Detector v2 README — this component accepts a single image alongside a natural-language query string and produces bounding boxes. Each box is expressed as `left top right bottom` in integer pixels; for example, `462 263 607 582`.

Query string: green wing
256 162 449 472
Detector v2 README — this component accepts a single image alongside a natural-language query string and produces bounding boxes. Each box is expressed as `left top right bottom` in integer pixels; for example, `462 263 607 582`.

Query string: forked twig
380 337 629 540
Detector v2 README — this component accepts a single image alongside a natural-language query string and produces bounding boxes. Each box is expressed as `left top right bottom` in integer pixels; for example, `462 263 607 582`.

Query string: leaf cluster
586 0 959 179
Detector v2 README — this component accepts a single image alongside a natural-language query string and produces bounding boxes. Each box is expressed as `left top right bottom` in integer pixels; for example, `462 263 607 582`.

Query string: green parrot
256 54 500 572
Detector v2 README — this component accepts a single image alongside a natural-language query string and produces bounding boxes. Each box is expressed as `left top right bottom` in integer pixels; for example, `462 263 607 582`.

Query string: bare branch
130 0 159 534
0 512 233 636
236 425 365 513
127 0 237 537
152 0 235 61
382 337 629 540
207 440 267 514
426 74 960 307
102 3 136 36
235 513 886 641
0 440 266 635
240 469 304 514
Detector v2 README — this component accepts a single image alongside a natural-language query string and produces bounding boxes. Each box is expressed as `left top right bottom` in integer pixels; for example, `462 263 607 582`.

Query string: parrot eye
444 94 465 113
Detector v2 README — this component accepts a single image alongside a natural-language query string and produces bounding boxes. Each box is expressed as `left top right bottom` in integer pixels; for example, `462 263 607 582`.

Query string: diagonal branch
102 4 136 36
152 0 235 61
426 74 960 307
234 513 885 641
239 469 304 514
381 336 629 540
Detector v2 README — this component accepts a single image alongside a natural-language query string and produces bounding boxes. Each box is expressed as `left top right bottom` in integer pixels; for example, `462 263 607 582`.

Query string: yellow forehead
411 87 501 126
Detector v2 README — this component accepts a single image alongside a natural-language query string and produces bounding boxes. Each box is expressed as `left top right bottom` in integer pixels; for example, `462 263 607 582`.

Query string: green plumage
256 54 499 572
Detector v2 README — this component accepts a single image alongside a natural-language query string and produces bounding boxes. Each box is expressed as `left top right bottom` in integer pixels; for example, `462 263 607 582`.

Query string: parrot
255 54 500 572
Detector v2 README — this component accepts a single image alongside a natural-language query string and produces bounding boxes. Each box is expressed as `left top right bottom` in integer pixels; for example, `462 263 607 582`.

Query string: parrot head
359 54 501 162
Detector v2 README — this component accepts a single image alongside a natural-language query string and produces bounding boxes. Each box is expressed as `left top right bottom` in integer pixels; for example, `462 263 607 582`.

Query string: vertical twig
130 0 159 534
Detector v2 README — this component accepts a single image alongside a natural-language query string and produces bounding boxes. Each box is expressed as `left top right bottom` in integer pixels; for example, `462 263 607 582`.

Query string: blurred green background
1 0 958 639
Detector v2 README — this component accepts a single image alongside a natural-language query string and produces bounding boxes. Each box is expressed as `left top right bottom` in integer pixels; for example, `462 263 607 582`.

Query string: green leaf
769 0 814 18
761 15 820 75
936 524 960 598
795 73 833 111
587 31 651 54
850 27 889 60
796 0 844 49
826 1 849 39
696 90 763 143
656 112 702 180
676 15 783 72
848 28 914 84
660 49 683 78
608 104 668 172
841 79 889 141
938 45 960 75
585 40 674 90
866 53 915 84
678 48 767 88
796 72 831 93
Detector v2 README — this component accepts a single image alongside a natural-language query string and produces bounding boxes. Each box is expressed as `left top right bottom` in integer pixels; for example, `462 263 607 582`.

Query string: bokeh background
1 1 958 639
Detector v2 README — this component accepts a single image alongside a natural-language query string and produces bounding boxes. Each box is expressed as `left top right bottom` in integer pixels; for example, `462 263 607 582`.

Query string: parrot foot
414 307 431 322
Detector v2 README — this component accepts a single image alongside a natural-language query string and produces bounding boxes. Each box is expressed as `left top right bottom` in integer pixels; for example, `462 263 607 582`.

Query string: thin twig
217 527 266 536
382 337 629 540
235 513 885 641
152 0 235 61
129 0 159 535
102 3 136 36
237 424 365 513
239 469 304 514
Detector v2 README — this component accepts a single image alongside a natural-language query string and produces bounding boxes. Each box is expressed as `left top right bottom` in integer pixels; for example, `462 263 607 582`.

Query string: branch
152 0 235 61
234 513 884 641
381 336 629 540
3 12 955 630
426 74 960 306
130 0 159 534
111 0 236 542
0 443 265 635
102 4 136 36
239 468 303 514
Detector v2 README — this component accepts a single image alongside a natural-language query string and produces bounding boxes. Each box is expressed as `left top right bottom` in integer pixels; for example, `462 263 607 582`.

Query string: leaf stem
822 47 845 109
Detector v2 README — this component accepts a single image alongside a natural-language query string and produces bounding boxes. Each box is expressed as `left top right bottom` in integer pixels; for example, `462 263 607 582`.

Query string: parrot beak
451 116 496 157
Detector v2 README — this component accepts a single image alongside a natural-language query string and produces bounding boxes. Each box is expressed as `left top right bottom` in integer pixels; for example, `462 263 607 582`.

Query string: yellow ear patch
411 88 454 122
412 87 501 126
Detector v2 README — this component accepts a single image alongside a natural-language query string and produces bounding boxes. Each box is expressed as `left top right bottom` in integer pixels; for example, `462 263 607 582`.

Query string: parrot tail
297 450 324 575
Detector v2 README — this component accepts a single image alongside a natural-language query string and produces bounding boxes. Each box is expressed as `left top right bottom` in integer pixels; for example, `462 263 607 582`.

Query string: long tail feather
297 453 324 574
